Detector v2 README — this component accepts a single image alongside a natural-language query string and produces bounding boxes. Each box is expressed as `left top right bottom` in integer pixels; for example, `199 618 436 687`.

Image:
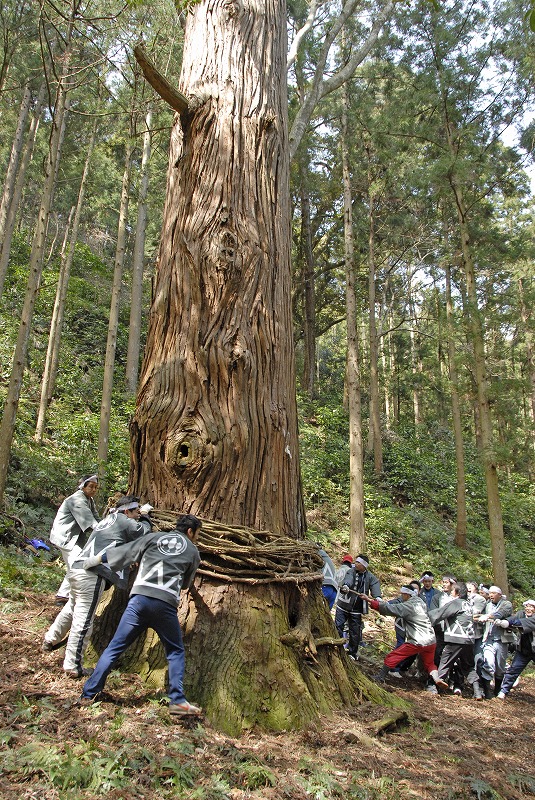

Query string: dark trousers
82 594 186 704
335 608 362 656
500 652 535 695
437 642 478 685
322 585 337 609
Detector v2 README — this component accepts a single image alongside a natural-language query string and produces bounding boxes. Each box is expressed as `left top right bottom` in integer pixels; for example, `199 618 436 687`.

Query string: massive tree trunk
130 1 304 535
92 0 390 735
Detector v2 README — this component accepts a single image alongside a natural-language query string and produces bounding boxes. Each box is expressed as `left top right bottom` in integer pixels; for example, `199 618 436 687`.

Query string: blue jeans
82 594 186 704
322 585 337 609
500 652 534 695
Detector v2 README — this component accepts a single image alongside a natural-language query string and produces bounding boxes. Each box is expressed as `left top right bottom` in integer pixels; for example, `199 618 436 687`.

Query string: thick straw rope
151 510 324 585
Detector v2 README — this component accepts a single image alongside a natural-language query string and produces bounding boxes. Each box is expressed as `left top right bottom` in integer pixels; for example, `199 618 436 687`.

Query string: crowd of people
40 473 533 715
320 552 535 699
42 474 203 717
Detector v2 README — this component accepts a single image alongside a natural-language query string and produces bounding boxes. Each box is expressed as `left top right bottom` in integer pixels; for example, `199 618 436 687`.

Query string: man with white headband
49 474 100 603
43 495 152 678
335 554 381 660
474 585 513 698
494 599 535 699
359 585 444 688
419 571 443 610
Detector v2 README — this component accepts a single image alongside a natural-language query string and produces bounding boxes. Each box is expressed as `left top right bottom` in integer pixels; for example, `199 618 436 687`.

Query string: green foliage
0 545 63 597
469 778 505 799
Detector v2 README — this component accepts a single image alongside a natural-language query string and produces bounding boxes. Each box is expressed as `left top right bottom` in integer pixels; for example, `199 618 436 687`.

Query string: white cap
488 585 502 594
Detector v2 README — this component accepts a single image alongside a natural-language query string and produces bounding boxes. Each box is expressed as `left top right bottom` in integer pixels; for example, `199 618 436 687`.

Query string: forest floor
0 590 534 800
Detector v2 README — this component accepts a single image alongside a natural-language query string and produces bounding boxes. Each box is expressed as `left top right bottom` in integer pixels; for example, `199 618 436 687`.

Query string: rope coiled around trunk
151 510 324 584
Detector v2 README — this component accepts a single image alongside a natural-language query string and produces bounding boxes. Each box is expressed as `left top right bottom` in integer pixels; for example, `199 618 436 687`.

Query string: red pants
384 642 436 673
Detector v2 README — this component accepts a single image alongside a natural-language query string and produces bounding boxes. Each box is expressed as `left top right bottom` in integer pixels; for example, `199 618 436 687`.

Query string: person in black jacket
79 514 202 716
428 581 483 700
495 599 535 699
334 554 381 660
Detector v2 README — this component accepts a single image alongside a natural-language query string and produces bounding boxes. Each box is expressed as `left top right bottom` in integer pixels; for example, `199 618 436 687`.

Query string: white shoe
389 670 403 679
496 691 506 700
425 684 438 694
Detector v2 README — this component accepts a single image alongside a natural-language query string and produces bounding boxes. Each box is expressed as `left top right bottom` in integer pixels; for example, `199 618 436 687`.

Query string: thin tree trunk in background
448 162 508 590
445 260 467 547
0 82 45 299
126 108 152 394
341 86 365 553
0 74 69 503
380 318 391 430
518 277 535 476
299 159 316 399
366 175 382 474
97 137 133 474
0 82 32 245
409 285 423 428
35 116 98 441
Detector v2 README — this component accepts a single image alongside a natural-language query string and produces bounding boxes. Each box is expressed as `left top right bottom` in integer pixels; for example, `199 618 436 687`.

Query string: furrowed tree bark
129 1 305 534
90 0 392 735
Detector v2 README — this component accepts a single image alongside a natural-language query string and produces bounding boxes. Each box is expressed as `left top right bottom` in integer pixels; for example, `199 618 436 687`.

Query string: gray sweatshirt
49 489 100 550
73 511 152 589
99 529 201 608
372 595 436 647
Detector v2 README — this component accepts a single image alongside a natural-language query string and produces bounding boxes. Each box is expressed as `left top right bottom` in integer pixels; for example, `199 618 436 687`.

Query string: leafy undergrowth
1 585 534 800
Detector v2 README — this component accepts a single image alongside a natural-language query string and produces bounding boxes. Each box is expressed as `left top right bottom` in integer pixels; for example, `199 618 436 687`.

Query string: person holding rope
359 584 445 689
335 554 381 660
78 514 202 717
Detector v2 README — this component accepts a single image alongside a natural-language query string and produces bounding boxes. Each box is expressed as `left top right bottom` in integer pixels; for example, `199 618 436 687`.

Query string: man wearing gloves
494 599 535 699
359 585 446 689
334 554 381 660
43 496 152 677
79 514 202 717
475 585 514 698
49 474 100 601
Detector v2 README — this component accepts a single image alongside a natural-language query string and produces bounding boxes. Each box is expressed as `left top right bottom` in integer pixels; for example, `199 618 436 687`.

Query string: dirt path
0 593 533 800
